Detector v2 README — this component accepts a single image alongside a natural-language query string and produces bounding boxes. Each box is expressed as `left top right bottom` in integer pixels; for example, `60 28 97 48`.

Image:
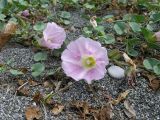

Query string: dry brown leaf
90 16 97 28
52 104 64 115
25 106 42 120
105 18 114 23
18 79 25 86
92 103 114 120
124 100 136 119
17 87 29 96
19 67 28 74
71 101 90 119
0 22 17 49
32 91 43 103
123 53 136 70
71 101 89 115
149 79 160 91
111 90 130 105
28 79 38 86
143 74 160 91
43 81 50 87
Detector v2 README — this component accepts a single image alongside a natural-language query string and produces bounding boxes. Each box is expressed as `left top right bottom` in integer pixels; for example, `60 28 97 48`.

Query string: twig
55 81 62 91
14 81 29 96
41 103 48 120
59 82 75 92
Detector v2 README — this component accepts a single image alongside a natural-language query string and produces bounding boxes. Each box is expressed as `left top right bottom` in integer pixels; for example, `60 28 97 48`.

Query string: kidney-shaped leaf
31 63 45 77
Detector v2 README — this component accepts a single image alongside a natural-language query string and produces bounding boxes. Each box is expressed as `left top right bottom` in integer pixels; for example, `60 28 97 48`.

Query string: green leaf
72 0 78 3
153 64 160 75
60 11 71 19
141 28 160 49
33 22 46 31
129 22 141 32
10 69 23 76
94 26 104 32
150 12 160 22
83 27 92 36
114 22 127 35
108 49 121 60
143 58 160 70
0 0 7 9
126 38 141 57
118 0 127 4
123 14 145 23
127 48 138 57
63 20 70 25
103 34 115 44
0 13 6 21
141 28 154 42
103 15 114 20
31 63 45 77
146 24 153 31
0 22 5 31
19 0 28 6
131 15 145 23
83 3 95 9
0 65 6 73
34 52 47 62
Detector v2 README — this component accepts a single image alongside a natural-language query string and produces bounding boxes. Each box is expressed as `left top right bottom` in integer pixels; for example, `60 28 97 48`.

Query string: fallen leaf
52 104 64 115
90 16 97 28
25 106 42 120
92 103 114 120
43 81 51 88
19 67 28 74
71 101 90 119
71 101 89 115
0 22 17 49
17 87 29 96
18 79 25 86
32 91 43 103
4 22 17 34
142 73 160 91
124 100 136 119
28 79 38 86
106 18 114 23
111 90 130 105
149 79 160 91
123 53 136 70
126 66 137 87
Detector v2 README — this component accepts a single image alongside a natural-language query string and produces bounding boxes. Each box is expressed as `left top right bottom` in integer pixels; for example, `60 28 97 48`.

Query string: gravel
0 88 32 120
0 9 160 120
0 46 160 120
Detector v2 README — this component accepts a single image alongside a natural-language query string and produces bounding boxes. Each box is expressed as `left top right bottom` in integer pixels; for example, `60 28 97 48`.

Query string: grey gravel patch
0 47 34 68
127 78 160 120
0 47 160 119
71 11 87 28
0 92 32 120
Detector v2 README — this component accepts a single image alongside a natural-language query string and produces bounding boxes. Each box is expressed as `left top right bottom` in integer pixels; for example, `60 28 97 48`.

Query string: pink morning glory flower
61 37 109 84
38 22 66 49
155 31 160 42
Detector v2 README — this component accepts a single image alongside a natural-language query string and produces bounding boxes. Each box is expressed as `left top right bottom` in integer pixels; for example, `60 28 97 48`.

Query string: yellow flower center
82 56 96 69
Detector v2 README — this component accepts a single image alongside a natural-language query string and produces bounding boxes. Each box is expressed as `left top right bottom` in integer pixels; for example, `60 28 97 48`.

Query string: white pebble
107 65 125 79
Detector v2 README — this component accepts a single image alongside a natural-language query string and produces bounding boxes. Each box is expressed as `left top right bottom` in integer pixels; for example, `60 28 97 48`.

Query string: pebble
107 65 125 79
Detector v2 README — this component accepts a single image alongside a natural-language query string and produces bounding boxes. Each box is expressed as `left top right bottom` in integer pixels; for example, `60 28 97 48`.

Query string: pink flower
155 31 160 42
21 10 30 17
38 22 66 49
61 37 109 84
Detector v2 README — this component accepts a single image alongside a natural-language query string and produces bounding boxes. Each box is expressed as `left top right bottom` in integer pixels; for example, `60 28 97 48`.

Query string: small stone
107 65 125 79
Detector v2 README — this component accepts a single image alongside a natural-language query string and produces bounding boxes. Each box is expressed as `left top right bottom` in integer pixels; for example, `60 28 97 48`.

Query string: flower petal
62 62 88 81
39 22 66 49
